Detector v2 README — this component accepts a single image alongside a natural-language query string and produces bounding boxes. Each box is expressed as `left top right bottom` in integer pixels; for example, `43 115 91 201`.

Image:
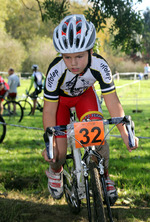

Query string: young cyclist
27 65 45 115
42 14 138 203
0 76 9 114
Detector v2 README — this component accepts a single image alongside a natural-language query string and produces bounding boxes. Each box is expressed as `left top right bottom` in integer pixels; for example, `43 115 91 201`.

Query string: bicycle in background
19 90 43 116
45 114 135 222
0 115 6 143
0 96 23 123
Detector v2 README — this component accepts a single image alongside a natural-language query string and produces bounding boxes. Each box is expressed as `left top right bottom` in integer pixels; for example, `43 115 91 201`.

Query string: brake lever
45 127 55 159
125 116 135 148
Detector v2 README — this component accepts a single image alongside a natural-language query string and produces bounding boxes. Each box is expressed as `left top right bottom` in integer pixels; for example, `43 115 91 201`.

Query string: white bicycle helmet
53 14 96 54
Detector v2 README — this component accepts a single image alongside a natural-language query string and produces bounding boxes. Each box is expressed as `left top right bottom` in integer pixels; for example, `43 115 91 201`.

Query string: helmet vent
86 29 95 48
69 24 74 47
76 23 81 33
81 38 85 48
62 24 67 33
63 38 68 48
76 37 80 48
85 23 89 36
59 40 64 50
56 30 58 38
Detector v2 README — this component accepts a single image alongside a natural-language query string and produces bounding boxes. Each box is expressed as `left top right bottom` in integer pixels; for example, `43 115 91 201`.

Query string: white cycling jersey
32 71 43 88
44 53 116 102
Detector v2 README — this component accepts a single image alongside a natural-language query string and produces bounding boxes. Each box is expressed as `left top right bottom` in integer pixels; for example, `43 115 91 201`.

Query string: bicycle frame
45 115 135 222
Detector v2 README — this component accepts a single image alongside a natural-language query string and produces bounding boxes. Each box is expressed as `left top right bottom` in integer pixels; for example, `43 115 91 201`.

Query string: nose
71 58 77 66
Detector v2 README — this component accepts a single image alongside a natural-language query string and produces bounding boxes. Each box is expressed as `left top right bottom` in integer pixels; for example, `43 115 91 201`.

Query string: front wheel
0 115 6 143
3 101 24 123
63 154 81 213
89 161 106 222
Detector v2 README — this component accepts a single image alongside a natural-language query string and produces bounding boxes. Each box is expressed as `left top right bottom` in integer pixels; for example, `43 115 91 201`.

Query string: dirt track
0 194 150 222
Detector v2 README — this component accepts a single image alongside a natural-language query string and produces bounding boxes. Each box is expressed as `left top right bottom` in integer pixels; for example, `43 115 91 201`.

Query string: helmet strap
79 50 92 76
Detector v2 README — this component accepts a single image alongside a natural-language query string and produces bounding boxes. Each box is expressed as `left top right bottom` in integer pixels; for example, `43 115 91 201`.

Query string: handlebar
44 115 135 159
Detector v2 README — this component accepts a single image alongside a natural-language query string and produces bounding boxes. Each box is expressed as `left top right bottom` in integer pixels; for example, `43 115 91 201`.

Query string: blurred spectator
8 68 20 101
144 63 150 79
113 71 120 81
138 73 143 80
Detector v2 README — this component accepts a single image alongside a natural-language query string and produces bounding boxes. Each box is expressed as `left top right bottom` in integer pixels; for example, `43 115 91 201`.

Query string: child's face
62 51 89 75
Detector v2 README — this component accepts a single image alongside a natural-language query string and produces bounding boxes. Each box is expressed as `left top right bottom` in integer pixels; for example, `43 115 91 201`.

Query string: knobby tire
89 161 106 222
63 151 81 213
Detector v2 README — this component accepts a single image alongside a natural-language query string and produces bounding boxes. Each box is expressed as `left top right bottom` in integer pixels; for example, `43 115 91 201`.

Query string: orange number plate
74 121 105 148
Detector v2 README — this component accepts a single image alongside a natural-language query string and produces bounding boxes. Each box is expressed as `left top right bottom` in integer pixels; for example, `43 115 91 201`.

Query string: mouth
71 68 79 73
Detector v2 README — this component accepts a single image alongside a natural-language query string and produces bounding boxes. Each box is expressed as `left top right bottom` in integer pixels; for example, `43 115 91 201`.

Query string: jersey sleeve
92 54 116 95
44 57 63 102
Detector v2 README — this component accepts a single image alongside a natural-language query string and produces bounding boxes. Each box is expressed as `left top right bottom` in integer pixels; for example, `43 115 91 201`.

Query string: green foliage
42 0 70 24
84 0 144 54
5 0 42 45
0 0 8 31
22 36 57 73
142 8 150 61
93 38 101 54
0 31 27 71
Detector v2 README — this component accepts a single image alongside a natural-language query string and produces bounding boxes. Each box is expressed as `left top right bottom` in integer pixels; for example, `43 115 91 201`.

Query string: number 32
79 126 102 145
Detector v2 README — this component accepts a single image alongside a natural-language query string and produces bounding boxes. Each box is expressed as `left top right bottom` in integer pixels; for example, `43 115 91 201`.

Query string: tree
0 0 8 31
0 31 27 71
142 8 150 61
5 0 43 45
42 0 70 24
84 0 144 55
5 0 55 45
22 36 56 73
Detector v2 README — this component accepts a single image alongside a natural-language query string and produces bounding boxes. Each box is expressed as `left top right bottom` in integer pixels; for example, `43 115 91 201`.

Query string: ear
90 48 93 55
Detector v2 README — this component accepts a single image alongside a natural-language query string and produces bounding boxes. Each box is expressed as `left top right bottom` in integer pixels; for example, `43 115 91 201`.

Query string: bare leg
31 99 37 115
0 101 3 115
13 102 16 114
96 141 109 171
50 137 67 171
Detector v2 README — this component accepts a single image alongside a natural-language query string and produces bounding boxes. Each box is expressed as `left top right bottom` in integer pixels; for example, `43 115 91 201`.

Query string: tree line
0 0 150 74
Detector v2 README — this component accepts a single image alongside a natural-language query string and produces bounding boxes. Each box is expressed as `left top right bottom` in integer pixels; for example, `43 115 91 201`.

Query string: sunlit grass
0 78 150 222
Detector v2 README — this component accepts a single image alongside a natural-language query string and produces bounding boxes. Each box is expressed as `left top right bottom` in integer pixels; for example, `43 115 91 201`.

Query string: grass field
0 78 150 222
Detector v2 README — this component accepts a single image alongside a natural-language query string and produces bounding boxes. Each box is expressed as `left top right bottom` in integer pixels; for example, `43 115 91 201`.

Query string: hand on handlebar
121 131 139 152
43 128 56 162
42 148 56 163
119 117 138 152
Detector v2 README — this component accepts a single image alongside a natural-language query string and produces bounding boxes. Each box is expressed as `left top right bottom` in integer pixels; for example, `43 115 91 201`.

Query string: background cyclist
42 14 138 203
27 64 45 115
0 76 9 115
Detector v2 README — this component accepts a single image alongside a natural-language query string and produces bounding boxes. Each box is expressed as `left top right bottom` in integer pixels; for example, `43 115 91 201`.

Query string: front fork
98 159 114 222
81 160 92 222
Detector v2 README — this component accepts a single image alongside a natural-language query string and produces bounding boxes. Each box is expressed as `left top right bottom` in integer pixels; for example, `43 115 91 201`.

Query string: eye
77 55 83 58
64 56 70 59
